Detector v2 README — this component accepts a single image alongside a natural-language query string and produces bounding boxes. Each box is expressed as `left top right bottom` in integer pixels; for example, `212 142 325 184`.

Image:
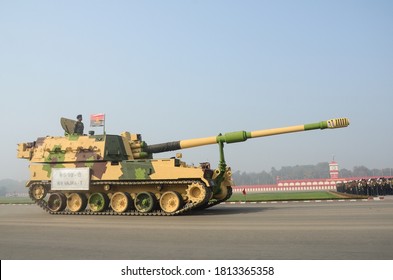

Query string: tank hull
26 159 232 215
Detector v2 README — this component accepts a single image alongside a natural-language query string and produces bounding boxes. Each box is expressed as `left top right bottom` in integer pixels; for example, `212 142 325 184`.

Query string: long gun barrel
145 118 350 154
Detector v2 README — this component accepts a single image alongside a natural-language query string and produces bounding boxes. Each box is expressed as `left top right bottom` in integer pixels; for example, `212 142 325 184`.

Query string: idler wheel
159 191 183 213
134 192 157 213
88 192 109 212
31 184 47 200
67 193 87 212
47 193 66 212
110 192 132 213
213 186 233 201
186 182 208 204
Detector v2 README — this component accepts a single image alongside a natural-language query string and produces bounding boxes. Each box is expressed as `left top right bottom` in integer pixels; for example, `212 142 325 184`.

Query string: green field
228 191 357 202
0 197 33 204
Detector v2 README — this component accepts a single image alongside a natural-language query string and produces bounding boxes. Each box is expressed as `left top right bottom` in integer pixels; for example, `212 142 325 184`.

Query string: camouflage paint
68 134 81 141
46 145 65 162
41 145 67 177
90 162 108 179
42 163 65 177
119 161 155 180
76 150 101 162
35 137 46 147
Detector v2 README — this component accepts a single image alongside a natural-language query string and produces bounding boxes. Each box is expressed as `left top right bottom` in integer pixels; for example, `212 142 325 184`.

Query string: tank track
28 180 230 216
199 186 233 211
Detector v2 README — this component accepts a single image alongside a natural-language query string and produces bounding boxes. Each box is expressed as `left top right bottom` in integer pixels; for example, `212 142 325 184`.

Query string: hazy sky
1 0 392 181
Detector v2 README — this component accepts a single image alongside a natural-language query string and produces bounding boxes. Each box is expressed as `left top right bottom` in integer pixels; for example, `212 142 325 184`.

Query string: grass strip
227 191 363 202
0 191 367 204
0 197 33 204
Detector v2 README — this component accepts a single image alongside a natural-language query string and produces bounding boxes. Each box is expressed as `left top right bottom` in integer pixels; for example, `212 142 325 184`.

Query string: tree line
232 162 393 185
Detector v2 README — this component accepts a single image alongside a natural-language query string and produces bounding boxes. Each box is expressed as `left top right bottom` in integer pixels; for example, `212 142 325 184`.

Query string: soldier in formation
336 178 393 196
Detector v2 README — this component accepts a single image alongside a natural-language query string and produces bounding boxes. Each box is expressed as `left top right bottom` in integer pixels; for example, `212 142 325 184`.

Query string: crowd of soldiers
336 177 393 196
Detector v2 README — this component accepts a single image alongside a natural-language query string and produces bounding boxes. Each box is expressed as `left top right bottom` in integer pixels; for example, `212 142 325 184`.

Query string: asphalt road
1 198 392 260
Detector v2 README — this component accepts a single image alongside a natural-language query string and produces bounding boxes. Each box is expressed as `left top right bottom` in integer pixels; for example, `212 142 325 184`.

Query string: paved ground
1 198 392 260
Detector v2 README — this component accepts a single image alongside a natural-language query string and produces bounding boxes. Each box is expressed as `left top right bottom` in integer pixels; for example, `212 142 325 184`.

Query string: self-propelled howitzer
17 118 349 216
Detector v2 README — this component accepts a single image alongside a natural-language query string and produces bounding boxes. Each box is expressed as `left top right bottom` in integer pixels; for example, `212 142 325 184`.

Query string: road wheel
67 193 87 212
134 192 157 213
88 192 109 212
159 191 183 213
110 192 132 213
31 184 47 200
47 193 66 212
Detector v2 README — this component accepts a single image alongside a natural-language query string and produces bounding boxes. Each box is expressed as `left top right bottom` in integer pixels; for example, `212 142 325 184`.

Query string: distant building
5 192 29 198
329 161 339 179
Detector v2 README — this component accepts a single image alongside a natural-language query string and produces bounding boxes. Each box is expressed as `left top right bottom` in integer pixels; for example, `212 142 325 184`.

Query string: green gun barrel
145 118 350 154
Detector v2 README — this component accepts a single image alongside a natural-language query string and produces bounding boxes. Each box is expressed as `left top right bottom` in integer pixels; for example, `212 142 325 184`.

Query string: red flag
90 114 105 127
242 188 247 195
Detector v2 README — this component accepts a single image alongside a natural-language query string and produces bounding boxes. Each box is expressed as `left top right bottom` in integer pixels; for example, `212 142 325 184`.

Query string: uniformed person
74 114 84 135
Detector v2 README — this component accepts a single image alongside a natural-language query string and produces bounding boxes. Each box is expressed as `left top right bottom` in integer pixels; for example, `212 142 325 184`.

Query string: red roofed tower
329 160 339 179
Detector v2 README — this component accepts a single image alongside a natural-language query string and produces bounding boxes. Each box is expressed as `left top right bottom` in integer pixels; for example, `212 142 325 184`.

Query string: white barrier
233 185 337 193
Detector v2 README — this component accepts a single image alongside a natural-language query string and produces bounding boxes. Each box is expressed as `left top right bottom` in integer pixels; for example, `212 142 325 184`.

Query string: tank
17 117 350 216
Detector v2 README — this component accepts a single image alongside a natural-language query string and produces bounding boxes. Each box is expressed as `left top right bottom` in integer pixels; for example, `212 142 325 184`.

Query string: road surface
1 198 392 259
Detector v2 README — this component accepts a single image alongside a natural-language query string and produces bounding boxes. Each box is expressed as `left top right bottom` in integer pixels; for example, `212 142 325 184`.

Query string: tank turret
17 117 349 216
